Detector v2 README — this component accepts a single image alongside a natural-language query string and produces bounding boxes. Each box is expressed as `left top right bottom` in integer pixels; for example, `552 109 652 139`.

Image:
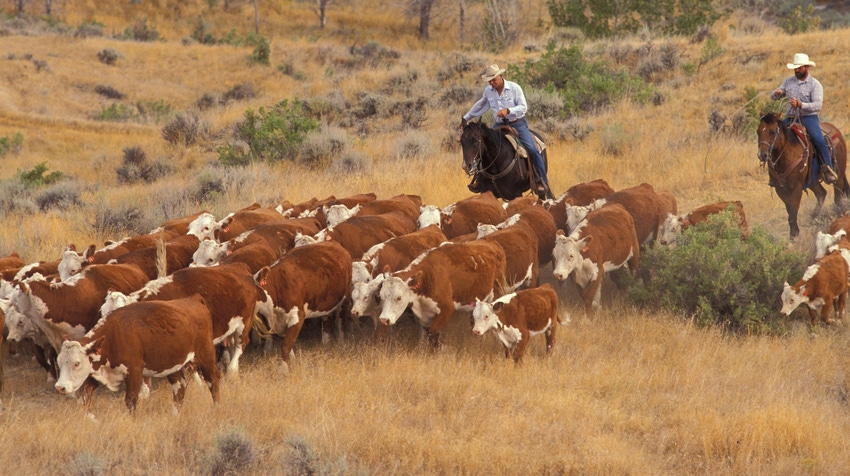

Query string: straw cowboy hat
480 64 506 81
787 53 816 69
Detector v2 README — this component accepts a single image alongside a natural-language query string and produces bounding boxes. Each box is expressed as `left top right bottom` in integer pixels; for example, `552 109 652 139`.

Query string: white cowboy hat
787 53 816 69
480 64 506 81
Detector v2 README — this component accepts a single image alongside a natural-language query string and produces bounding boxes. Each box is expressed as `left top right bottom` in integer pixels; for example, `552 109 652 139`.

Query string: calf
814 215 850 259
99 262 262 376
471 283 563 362
55 294 220 414
659 201 750 247
378 240 507 348
254 240 352 371
552 204 640 315
781 250 850 326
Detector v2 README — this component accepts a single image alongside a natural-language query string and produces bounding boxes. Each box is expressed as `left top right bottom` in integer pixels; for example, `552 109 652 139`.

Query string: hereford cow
99 262 263 376
307 211 418 259
253 240 352 371
149 210 210 236
0 252 25 273
814 215 850 259
504 196 540 216
4 282 59 381
55 294 220 414
476 224 539 291
312 193 379 227
377 240 507 348
781 249 850 326
659 201 750 247
10 263 150 353
439 192 509 239
111 234 201 280
546 179 615 232
491 206 557 267
324 194 422 228
60 228 183 279
470 283 564 362
657 190 678 217
552 204 640 315
593 183 666 245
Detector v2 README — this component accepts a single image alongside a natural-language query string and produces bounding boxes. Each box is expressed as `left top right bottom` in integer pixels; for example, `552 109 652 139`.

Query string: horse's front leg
810 182 827 218
777 186 803 239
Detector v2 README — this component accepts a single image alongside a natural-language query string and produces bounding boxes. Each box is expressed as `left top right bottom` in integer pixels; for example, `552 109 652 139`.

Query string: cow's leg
167 371 188 412
513 330 530 363
426 303 455 349
225 322 248 377
33 343 56 382
80 377 98 415
581 275 603 316
320 317 333 344
195 346 221 404
545 321 556 356
822 297 836 325
281 318 306 365
123 368 143 413
836 291 847 322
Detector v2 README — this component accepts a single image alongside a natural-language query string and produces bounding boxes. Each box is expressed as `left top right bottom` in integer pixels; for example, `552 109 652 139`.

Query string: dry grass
3 2 850 474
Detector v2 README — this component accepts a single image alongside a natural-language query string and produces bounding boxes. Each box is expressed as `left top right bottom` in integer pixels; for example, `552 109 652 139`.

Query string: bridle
758 118 809 183
462 126 517 181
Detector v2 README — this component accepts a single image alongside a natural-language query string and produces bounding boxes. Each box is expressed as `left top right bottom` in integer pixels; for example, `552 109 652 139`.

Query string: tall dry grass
2 2 850 474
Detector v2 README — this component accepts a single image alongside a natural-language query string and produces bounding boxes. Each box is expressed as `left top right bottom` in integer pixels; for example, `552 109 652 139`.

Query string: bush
299 126 349 166
118 18 161 42
116 146 173 184
75 21 104 39
779 4 822 34
195 93 218 111
96 48 119 65
136 99 173 124
0 180 36 215
393 130 432 160
93 103 137 122
388 97 427 129
627 211 806 334
248 35 270 65
219 99 318 165
329 150 371 175
302 92 348 123
282 437 349 476
220 83 257 104
16 162 63 188
436 52 475 83
91 202 145 236
0 132 23 156
94 84 125 100
209 430 257 476
191 17 217 45
162 112 209 146
35 181 83 211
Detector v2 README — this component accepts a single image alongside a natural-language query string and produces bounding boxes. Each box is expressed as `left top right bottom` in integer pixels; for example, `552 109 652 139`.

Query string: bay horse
757 113 849 238
461 120 552 201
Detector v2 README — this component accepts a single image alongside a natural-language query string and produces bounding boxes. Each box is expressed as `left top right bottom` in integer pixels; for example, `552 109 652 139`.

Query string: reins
464 126 519 181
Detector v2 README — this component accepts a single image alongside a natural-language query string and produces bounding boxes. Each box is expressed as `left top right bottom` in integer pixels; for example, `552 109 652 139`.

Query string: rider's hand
460 118 468 130
789 98 800 108
774 88 785 97
497 108 508 118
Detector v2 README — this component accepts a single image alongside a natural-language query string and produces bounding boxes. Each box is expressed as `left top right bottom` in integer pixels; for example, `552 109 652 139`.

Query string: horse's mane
762 113 801 147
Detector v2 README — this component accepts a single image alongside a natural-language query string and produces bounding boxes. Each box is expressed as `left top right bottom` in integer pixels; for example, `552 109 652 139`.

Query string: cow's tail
156 230 167 279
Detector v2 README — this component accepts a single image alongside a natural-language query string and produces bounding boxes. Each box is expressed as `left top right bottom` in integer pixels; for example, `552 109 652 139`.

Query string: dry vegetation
2 1 850 474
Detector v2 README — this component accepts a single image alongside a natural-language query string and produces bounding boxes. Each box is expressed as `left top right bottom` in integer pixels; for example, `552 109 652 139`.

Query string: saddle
495 126 552 199
784 123 838 187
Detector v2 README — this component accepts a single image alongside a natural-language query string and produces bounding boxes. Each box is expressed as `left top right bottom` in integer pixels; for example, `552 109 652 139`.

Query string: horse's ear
758 110 765 118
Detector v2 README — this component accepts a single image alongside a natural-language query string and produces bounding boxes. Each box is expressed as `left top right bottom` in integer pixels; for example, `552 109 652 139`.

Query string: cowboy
771 53 837 185
461 64 552 198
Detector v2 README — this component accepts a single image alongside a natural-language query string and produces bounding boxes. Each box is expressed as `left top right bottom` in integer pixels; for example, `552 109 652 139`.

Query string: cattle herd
1 178 844 415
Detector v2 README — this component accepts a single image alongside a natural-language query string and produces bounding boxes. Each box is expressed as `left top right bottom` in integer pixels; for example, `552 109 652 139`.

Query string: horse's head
460 121 488 175
757 112 785 162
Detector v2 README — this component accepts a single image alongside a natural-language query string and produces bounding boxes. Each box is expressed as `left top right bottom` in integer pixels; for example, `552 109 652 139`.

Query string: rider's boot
823 163 838 185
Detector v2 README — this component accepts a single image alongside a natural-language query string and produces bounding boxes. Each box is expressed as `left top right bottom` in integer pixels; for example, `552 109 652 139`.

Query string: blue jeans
786 115 833 168
499 118 548 185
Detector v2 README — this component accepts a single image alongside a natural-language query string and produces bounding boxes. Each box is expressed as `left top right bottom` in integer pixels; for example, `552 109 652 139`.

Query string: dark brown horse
757 113 849 238
461 121 552 200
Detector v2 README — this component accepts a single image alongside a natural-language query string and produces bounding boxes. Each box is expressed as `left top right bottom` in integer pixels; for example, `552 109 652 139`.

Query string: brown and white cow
492 206 558 267
215 203 286 242
110 234 201 280
307 211 418 259
351 225 448 338
545 179 615 233
504 196 540 216
814 215 850 259
99 262 264 376
149 210 211 236
55 294 220 414
476 223 539 292
60 229 184 279
593 183 666 245
10 263 150 353
781 249 850 326
0 252 25 273
439 192 509 239
278 195 335 218
325 194 422 228
470 283 564 362
377 240 507 348
552 204 640 315
254 240 352 371
4 278 60 381
659 200 750 247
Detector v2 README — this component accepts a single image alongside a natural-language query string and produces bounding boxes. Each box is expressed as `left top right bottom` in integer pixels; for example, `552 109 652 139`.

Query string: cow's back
330 212 417 258
410 240 507 303
263 241 352 310
441 192 508 239
579 204 640 265
547 179 614 232
513 206 557 266
603 183 665 245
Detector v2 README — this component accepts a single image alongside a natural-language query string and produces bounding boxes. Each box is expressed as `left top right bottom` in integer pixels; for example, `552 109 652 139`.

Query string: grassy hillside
2 2 850 474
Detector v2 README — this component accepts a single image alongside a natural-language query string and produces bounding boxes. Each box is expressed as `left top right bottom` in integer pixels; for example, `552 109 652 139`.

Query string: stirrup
823 165 838 184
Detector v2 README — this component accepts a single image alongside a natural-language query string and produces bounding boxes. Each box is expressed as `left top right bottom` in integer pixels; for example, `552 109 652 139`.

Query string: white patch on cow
352 261 373 284
659 213 683 247
55 340 100 394
143 352 194 379
378 276 417 326
418 205 442 229
351 275 384 319
565 205 591 233
815 230 846 259
325 204 360 228
839 249 850 269
293 231 319 248
213 316 245 346
501 214 521 228
298 208 319 219
140 276 174 297
477 224 498 238
497 324 523 349
802 263 820 282
99 290 137 318
187 212 218 240
55 269 87 288
471 299 501 336
101 237 130 252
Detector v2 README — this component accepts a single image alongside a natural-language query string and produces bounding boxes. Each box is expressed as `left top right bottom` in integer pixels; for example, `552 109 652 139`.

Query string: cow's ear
382 265 392 275
800 285 807 297
66 243 76 252
324 234 333 242
556 229 565 236
493 301 505 311
254 267 270 287
86 337 105 356
62 334 70 342
85 244 97 259
411 271 424 290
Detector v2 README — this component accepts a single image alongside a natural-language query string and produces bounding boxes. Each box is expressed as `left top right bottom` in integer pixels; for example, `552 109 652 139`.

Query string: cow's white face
659 214 683 247
4 294 36 342
814 230 845 259
780 282 808 315
378 276 416 326
55 340 96 395
418 205 441 229
352 261 373 285
293 231 318 248
192 239 228 267
552 234 588 281
471 299 499 336
187 212 218 240
58 249 86 281
565 205 591 233
325 204 359 228
100 290 136 318
351 275 384 318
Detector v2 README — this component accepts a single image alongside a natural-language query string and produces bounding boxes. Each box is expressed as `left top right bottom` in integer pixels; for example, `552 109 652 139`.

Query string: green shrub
117 18 161 42
509 42 654 117
74 20 104 39
136 99 173 124
248 34 270 65
191 16 217 45
627 211 805 334
282 436 349 476
94 103 137 122
779 4 822 34
0 132 23 155
741 85 782 136
219 99 318 165
16 162 63 188
115 146 173 184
